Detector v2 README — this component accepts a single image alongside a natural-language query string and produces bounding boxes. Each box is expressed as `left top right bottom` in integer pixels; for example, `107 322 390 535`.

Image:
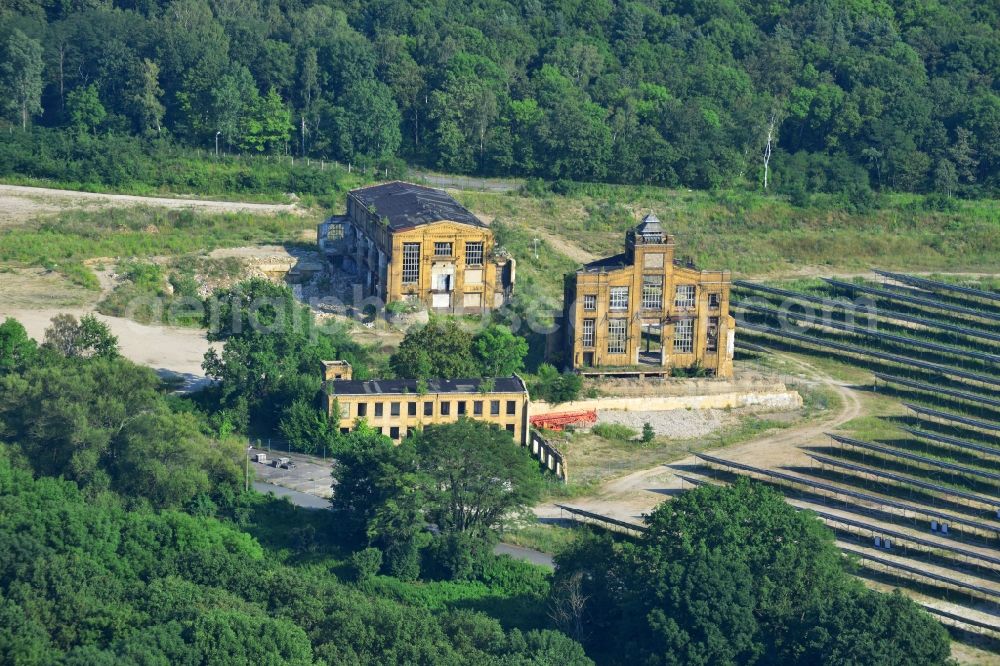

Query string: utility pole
301 115 306 157
215 131 221 158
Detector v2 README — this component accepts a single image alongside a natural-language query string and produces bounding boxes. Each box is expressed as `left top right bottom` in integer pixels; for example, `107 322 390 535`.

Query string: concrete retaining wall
531 387 802 415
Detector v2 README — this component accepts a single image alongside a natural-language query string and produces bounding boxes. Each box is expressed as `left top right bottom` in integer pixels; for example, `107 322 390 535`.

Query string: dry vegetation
455 188 1000 302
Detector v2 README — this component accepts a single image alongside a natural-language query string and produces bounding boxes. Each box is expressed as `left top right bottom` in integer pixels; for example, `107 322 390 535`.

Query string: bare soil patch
0 306 217 385
0 183 298 227
0 267 99 309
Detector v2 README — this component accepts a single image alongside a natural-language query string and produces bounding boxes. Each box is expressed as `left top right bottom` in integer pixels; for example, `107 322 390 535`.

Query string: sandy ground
0 306 217 387
595 408 727 439
0 183 298 226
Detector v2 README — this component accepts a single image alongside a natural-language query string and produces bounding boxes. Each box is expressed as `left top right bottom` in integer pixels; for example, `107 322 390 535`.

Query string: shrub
351 547 383 582
591 423 638 441
530 364 582 404
642 422 655 443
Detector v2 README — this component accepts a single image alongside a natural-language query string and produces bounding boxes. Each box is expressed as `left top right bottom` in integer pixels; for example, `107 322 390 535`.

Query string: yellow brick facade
319 182 514 313
326 377 530 445
563 216 735 377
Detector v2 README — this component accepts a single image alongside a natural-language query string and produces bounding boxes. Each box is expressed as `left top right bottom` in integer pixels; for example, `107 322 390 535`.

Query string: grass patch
501 523 586 555
591 422 639 441
1 207 314 268
97 259 211 327
0 128 372 206
457 188 1000 280
548 413 794 488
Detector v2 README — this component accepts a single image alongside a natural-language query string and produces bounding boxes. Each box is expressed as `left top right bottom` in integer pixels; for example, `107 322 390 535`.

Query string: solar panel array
827 433 1000 482
874 270 1000 304
899 425 1000 458
736 303 1000 365
739 322 999 385
734 280 1000 344
718 274 1000 629
824 278 1000 323
873 373 1000 410
905 403 1000 433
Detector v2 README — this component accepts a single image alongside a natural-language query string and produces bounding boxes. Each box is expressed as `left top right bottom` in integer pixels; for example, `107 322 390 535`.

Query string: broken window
642 275 663 310
674 285 696 308
707 316 719 352
465 242 484 266
674 319 694 353
402 243 420 284
708 292 721 309
434 242 452 256
608 319 627 354
490 400 500 416
582 318 595 347
609 286 629 311
583 294 597 311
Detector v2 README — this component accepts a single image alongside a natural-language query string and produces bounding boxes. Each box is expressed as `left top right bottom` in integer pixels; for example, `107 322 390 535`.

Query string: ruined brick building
318 182 514 312
563 214 735 378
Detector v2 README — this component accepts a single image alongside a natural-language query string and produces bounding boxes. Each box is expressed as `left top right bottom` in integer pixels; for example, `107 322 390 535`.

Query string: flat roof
349 181 486 231
328 376 525 396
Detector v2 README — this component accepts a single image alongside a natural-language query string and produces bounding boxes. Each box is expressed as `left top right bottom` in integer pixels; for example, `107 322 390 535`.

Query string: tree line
1 0 998 196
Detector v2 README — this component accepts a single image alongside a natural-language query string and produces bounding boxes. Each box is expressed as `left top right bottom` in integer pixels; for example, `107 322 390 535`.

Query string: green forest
0 286 957 664
1 0 998 196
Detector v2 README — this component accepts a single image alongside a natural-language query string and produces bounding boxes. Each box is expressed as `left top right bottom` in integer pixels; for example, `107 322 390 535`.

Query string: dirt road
0 307 217 389
0 183 298 226
539 353 863 524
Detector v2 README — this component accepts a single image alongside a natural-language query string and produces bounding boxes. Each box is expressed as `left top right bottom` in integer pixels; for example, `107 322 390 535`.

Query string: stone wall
532 383 802 415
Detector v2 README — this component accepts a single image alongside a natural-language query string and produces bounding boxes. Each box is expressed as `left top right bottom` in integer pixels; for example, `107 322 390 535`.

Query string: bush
642 422 655 443
530 364 582 404
921 192 959 212
591 423 638 441
351 547 383 582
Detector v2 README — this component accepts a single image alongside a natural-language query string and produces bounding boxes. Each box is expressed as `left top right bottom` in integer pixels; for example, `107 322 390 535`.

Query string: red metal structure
530 410 597 431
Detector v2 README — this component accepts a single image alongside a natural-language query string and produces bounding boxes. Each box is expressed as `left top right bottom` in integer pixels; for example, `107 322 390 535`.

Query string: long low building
325 375 530 445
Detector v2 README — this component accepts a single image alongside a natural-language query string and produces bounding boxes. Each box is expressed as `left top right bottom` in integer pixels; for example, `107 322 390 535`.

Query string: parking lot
251 450 334 499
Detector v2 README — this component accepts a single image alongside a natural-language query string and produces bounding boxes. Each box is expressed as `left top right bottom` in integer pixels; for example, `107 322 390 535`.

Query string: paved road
254 482 330 509
494 543 554 568
254 481 554 567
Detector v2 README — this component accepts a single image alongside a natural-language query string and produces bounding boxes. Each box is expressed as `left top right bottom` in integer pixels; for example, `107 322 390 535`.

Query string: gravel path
596 408 727 439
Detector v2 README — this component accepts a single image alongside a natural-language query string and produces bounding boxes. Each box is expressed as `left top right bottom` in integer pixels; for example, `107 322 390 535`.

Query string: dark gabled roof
349 181 485 231
579 253 631 273
328 376 526 396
